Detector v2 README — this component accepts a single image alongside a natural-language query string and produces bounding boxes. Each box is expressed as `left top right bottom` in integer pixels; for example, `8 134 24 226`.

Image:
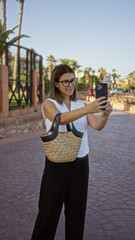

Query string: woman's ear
55 81 58 88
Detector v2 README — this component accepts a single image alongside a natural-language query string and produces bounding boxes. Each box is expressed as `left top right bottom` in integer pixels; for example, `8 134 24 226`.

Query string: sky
0 0 135 78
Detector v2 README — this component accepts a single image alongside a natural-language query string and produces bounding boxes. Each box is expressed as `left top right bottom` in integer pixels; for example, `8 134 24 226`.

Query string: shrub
77 82 87 91
44 77 50 93
131 82 135 90
79 76 86 83
123 84 129 90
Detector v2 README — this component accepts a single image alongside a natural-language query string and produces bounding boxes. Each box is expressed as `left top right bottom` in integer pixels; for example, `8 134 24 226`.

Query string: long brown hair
50 64 77 104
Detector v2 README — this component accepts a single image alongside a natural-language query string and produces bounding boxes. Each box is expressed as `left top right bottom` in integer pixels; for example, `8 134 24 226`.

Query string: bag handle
41 112 83 142
49 113 61 131
50 113 71 132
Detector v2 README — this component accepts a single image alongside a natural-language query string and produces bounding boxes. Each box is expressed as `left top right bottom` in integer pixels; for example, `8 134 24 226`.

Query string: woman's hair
50 64 77 104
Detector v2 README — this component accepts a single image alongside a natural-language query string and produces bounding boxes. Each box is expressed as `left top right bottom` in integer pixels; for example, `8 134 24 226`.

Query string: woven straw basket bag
40 113 83 163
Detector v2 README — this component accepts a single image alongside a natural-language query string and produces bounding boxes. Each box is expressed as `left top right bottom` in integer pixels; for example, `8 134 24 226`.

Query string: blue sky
0 0 135 78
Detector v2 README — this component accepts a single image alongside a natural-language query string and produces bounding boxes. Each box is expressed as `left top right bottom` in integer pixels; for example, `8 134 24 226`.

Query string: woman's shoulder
45 98 56 103
41 98 60 120
44 98 61 106
43 98 64 112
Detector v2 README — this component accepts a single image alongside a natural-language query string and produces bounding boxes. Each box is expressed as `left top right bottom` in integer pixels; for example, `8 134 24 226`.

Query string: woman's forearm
44 100 90 124
54 99 108 124
94 113 109 131
60 106 88 124
43 97 108 124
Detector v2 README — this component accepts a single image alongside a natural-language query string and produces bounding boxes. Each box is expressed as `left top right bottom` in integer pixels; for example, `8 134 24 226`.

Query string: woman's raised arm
43 97 108 124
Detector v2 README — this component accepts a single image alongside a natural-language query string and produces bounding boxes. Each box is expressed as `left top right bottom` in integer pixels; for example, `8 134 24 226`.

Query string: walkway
0 110 135 240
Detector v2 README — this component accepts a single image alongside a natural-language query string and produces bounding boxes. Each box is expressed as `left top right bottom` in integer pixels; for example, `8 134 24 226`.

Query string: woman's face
55 73 76 98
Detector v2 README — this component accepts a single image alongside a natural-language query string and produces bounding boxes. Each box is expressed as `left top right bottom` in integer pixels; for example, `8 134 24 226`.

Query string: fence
0 40 44 118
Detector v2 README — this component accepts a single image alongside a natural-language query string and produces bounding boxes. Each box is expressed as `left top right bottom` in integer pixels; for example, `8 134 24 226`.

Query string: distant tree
126 71 135 91
13 0 26 88
46 55 57 80
122 83 129 91
98 67 108 82
69 59 81 71
84 67 92 84
90 75 99 88
117 74 121 80
90 69 95 88
58 58 70 65
111 69 118 90
79 76 86 84
58 58 81 71
92 69 95 75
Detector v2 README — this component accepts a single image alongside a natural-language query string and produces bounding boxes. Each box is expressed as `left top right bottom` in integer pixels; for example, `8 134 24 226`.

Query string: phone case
96 83 108 109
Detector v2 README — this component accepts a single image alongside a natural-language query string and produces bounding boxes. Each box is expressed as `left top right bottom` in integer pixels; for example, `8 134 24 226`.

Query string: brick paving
0 110 135 240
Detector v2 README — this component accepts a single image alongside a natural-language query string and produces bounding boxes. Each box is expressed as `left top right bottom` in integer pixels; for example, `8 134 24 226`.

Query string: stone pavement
0 110 135 240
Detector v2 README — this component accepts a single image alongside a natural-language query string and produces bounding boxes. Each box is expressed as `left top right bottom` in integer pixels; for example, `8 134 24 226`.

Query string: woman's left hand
102 101 113 117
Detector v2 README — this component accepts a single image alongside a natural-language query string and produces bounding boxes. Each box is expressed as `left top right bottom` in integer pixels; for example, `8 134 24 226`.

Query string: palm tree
126 71 135 92
13 0 25 87
91 69 98 88
114 74 122 89
16 0 25 40
111 69 118 90
98 67 108 82
0 0 6 64
84 67 92 84
0 0 6 30
46 55 57 80
0 20 28 64
58 58 81 71
69 60 81 71
92 69 95 75
58 58 70 65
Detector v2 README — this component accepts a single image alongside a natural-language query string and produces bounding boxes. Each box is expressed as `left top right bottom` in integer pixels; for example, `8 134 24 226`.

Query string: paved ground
0 110 135 240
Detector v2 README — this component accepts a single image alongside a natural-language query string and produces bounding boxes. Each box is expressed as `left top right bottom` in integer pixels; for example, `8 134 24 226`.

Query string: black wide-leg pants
31 155 89 240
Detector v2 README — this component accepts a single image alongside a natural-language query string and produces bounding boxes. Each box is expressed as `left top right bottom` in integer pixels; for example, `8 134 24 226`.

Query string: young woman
31 64 112 240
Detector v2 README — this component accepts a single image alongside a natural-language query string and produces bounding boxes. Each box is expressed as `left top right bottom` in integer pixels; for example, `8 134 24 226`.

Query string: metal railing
0 40 43 110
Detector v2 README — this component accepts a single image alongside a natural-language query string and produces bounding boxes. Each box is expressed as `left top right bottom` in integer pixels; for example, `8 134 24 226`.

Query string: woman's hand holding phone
102 101 113 116
86 97 109 114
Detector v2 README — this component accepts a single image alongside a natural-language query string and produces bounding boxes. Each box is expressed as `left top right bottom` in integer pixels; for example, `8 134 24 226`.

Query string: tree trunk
99 73 104 82
128 79 131 92
48 61 52 81
1 0 6 65
13 0 24 90
1 0 6 30
112 77 115 90
85 72 90 84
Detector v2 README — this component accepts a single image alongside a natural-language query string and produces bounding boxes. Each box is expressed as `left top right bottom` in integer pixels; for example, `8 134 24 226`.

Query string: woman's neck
63 98 71 111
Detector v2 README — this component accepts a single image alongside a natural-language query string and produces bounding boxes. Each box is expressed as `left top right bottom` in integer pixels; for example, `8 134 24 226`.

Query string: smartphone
96 83 108 110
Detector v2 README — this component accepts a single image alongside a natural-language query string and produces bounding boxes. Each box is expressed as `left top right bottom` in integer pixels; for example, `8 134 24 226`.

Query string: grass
8 91 39 110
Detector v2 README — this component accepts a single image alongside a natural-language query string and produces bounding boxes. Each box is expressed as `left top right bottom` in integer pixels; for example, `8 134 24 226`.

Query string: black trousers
31 155 89 240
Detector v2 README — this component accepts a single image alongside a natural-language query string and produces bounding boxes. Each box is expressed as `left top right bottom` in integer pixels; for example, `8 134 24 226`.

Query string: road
0 110 135 240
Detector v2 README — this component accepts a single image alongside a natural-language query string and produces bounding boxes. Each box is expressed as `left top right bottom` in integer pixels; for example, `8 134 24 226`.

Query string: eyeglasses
56 78 78 87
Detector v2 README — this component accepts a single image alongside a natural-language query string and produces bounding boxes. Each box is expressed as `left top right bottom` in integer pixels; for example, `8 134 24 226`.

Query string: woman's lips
67 88 74 91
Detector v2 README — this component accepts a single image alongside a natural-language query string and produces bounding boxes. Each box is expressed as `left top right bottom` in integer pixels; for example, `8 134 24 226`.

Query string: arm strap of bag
50 113 71 132
52 113 83 138
41 113 83 142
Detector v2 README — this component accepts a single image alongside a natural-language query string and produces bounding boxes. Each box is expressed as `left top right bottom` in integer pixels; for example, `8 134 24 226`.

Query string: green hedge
79 76 86 83
77 83 89 91
44 77 50 93
131 82 135 90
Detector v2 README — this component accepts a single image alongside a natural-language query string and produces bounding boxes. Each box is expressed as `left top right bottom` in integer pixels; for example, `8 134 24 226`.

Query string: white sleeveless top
41 98 89 158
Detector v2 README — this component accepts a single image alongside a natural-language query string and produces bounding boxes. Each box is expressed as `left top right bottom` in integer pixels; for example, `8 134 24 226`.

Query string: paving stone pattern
0 110 135 240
